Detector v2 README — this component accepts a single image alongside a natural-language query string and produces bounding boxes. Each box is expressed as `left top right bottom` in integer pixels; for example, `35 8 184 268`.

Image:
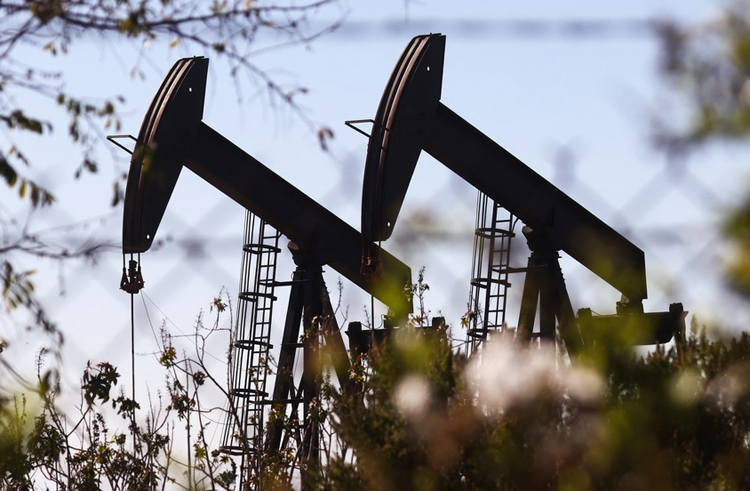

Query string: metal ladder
221 210 281 486
466 191 515 354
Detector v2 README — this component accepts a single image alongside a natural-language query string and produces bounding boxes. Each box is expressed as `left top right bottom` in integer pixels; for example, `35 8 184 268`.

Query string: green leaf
0 155 18 187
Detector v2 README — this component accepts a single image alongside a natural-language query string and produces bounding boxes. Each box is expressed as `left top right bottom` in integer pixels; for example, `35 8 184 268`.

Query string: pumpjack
117 57 412 488
358 34 686 351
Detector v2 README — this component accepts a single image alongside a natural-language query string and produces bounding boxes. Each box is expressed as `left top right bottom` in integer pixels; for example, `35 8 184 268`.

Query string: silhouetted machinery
358 34 686 352
117 34 688 490
117 57 412 488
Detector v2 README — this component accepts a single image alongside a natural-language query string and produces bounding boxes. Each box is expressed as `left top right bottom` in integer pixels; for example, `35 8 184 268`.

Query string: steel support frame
264 264 351 489
515 228 582 351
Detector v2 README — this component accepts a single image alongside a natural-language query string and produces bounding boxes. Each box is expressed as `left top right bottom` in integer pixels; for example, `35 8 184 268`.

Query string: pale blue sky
2 1 745 403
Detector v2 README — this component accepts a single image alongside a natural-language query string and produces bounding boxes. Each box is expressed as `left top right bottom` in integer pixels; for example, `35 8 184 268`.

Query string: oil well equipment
116 57 412 489
356 33 686 353
114 34 689 490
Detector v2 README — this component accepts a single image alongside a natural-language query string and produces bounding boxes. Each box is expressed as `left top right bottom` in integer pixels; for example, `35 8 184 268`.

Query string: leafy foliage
308 320 750 491
3 296 750 490
655 2 750 149
654 1 750 300
0 302 239 490
0 0 339 207
0 0 339 370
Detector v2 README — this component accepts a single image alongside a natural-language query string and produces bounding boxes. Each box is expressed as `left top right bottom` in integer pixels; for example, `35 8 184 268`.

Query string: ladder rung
495 266 535 274
231 388 269 398
474 227 514 239
242 244 282 254
234 339 273 349
239 292 277 302
466 327 503 337
219 445 256 456
470 278 511 288
262 397 305 405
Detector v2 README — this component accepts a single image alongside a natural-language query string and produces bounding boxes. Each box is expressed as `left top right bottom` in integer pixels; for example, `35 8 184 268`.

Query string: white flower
465 337 605 411
465 338 558 411
567 365 606 406
394 374 432 419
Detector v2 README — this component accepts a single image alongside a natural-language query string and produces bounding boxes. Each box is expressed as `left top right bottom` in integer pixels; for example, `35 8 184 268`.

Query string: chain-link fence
2 17 748 462
11 135 741 383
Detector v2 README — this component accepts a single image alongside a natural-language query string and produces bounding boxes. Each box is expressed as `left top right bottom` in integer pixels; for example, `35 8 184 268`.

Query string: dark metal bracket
344 119 387 139
106 134 137 155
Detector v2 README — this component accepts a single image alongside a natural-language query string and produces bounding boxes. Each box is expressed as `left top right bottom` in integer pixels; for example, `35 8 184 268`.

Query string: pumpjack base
578 303 687 346
515 226 686 349
346 317 446 356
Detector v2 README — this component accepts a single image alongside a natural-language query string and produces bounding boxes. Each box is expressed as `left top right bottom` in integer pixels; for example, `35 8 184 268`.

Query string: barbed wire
321 18 669 40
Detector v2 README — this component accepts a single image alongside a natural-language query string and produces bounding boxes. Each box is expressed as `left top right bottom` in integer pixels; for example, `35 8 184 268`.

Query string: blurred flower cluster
313 319 750 491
